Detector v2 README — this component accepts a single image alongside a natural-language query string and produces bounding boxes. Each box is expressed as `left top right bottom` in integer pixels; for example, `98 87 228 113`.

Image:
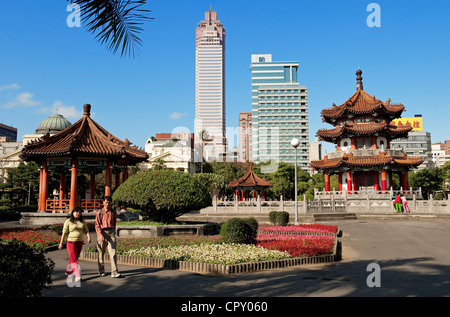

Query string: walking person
401 194 410 213
95 195 121 278
59 206 91 283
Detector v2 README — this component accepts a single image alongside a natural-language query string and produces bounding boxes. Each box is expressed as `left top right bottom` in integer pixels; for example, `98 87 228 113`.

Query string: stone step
312 213 357 221
178 212 357 224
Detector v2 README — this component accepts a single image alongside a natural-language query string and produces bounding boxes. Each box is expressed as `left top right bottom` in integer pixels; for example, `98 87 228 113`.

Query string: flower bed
258 224 338 235
124 243 291 265
257 234 335 257
0 227 60 249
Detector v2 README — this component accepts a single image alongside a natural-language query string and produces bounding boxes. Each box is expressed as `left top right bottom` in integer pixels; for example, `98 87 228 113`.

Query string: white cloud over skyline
169 112 187 120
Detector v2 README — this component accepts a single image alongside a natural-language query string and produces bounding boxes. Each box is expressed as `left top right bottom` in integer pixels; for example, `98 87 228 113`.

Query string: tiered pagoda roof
316 121 412 143
321 89 406 125
228 166 273 188
20 104 149 165
310 151 423 172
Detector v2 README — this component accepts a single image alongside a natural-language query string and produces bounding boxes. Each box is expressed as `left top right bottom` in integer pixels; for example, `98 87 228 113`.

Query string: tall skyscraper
195 7 226 161
251 54 309 170
238 112 252 162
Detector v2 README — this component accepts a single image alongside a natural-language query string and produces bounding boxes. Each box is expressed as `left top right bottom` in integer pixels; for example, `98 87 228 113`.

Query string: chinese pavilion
228 166 273 201
310 70 423 193
20 104 149 212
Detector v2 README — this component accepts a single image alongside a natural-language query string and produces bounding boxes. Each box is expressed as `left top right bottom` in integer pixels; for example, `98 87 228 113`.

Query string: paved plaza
27 218 449 298
2 216 450 312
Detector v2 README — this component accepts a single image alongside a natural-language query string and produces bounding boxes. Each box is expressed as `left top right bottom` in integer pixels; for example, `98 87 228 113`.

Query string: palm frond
69 0 152 58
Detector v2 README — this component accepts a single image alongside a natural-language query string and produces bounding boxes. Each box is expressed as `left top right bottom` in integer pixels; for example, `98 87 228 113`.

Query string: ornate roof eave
316 122 413 143
310 153 423 171
20 104 149 164
228 166 273 188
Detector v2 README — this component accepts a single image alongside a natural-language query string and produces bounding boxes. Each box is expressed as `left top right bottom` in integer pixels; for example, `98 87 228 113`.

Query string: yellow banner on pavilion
391 117 423 131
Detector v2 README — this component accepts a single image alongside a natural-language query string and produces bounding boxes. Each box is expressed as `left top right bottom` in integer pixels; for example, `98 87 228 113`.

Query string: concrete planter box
116 222 219 238
80 251 337 275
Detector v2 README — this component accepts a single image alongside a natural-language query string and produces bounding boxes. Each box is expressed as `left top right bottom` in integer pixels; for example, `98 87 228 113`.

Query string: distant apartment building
250 54 309 170
238 112 252 162
194 7 226 161
390 130 433 170
309 139 322 161
0 123 17 142
432 141 450 168
144 133 197 174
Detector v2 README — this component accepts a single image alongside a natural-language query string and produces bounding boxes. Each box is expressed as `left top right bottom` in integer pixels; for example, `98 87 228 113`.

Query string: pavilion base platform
19 211 98 226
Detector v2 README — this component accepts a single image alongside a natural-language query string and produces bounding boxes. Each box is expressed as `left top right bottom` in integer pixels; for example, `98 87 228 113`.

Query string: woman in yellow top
59 206 91 282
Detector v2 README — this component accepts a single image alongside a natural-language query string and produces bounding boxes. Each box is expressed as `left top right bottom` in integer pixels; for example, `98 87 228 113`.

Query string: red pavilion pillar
40 161 49 212
69 159 78 211
402 169 409 190
115 171 121 190
381 169 387 191
353 173 359 191
90 171 96 200
105 161 111 197
338 172 343 191
324 169 330 192
372 135 377 149
38 164 44 212
373 171 379 191
347 170 352 192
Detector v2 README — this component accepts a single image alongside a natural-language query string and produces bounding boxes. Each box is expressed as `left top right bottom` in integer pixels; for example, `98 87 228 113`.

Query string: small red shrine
20 104 149 212
310 70 423 192
228 166 273 201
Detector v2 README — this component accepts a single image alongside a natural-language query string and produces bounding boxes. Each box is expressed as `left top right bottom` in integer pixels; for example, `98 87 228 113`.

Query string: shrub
269 211 290 226
113 169 211 223
12 205 38 213
0 199 11 206
0 208 19 221
220 217 258 244
0 239 55 297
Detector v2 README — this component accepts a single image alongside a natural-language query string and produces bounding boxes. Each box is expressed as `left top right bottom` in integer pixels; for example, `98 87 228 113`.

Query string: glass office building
251 54 309 170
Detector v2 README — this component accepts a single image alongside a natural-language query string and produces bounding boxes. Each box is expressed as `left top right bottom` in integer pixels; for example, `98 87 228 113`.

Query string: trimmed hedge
269 211 290 226
113 169 211 223
220 217 258 244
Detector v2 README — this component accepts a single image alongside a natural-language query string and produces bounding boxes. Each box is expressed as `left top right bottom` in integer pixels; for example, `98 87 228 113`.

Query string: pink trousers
65 241 83 277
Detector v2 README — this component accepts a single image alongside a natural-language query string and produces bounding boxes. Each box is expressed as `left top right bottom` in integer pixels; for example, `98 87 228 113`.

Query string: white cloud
38 101 83 119
0 83 21 91
169 112 187 120
2 92 41 108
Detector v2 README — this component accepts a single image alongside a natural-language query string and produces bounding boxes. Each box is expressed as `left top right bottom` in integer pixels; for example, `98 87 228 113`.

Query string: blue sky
1 0 449 153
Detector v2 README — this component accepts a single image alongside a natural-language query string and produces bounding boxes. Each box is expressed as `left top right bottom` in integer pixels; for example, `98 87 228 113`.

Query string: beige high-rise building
238 112 252 162
195 7 226 161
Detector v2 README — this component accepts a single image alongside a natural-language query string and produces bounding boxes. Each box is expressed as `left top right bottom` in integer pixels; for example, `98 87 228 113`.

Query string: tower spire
356 69 363 91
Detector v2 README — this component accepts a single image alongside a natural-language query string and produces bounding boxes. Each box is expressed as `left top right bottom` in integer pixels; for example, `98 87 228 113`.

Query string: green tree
410 168 444 199
6 162 41 205
151 158 167 170
193 173 227 198
69 0 152 58
208 161 245 183
112 169 211 222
